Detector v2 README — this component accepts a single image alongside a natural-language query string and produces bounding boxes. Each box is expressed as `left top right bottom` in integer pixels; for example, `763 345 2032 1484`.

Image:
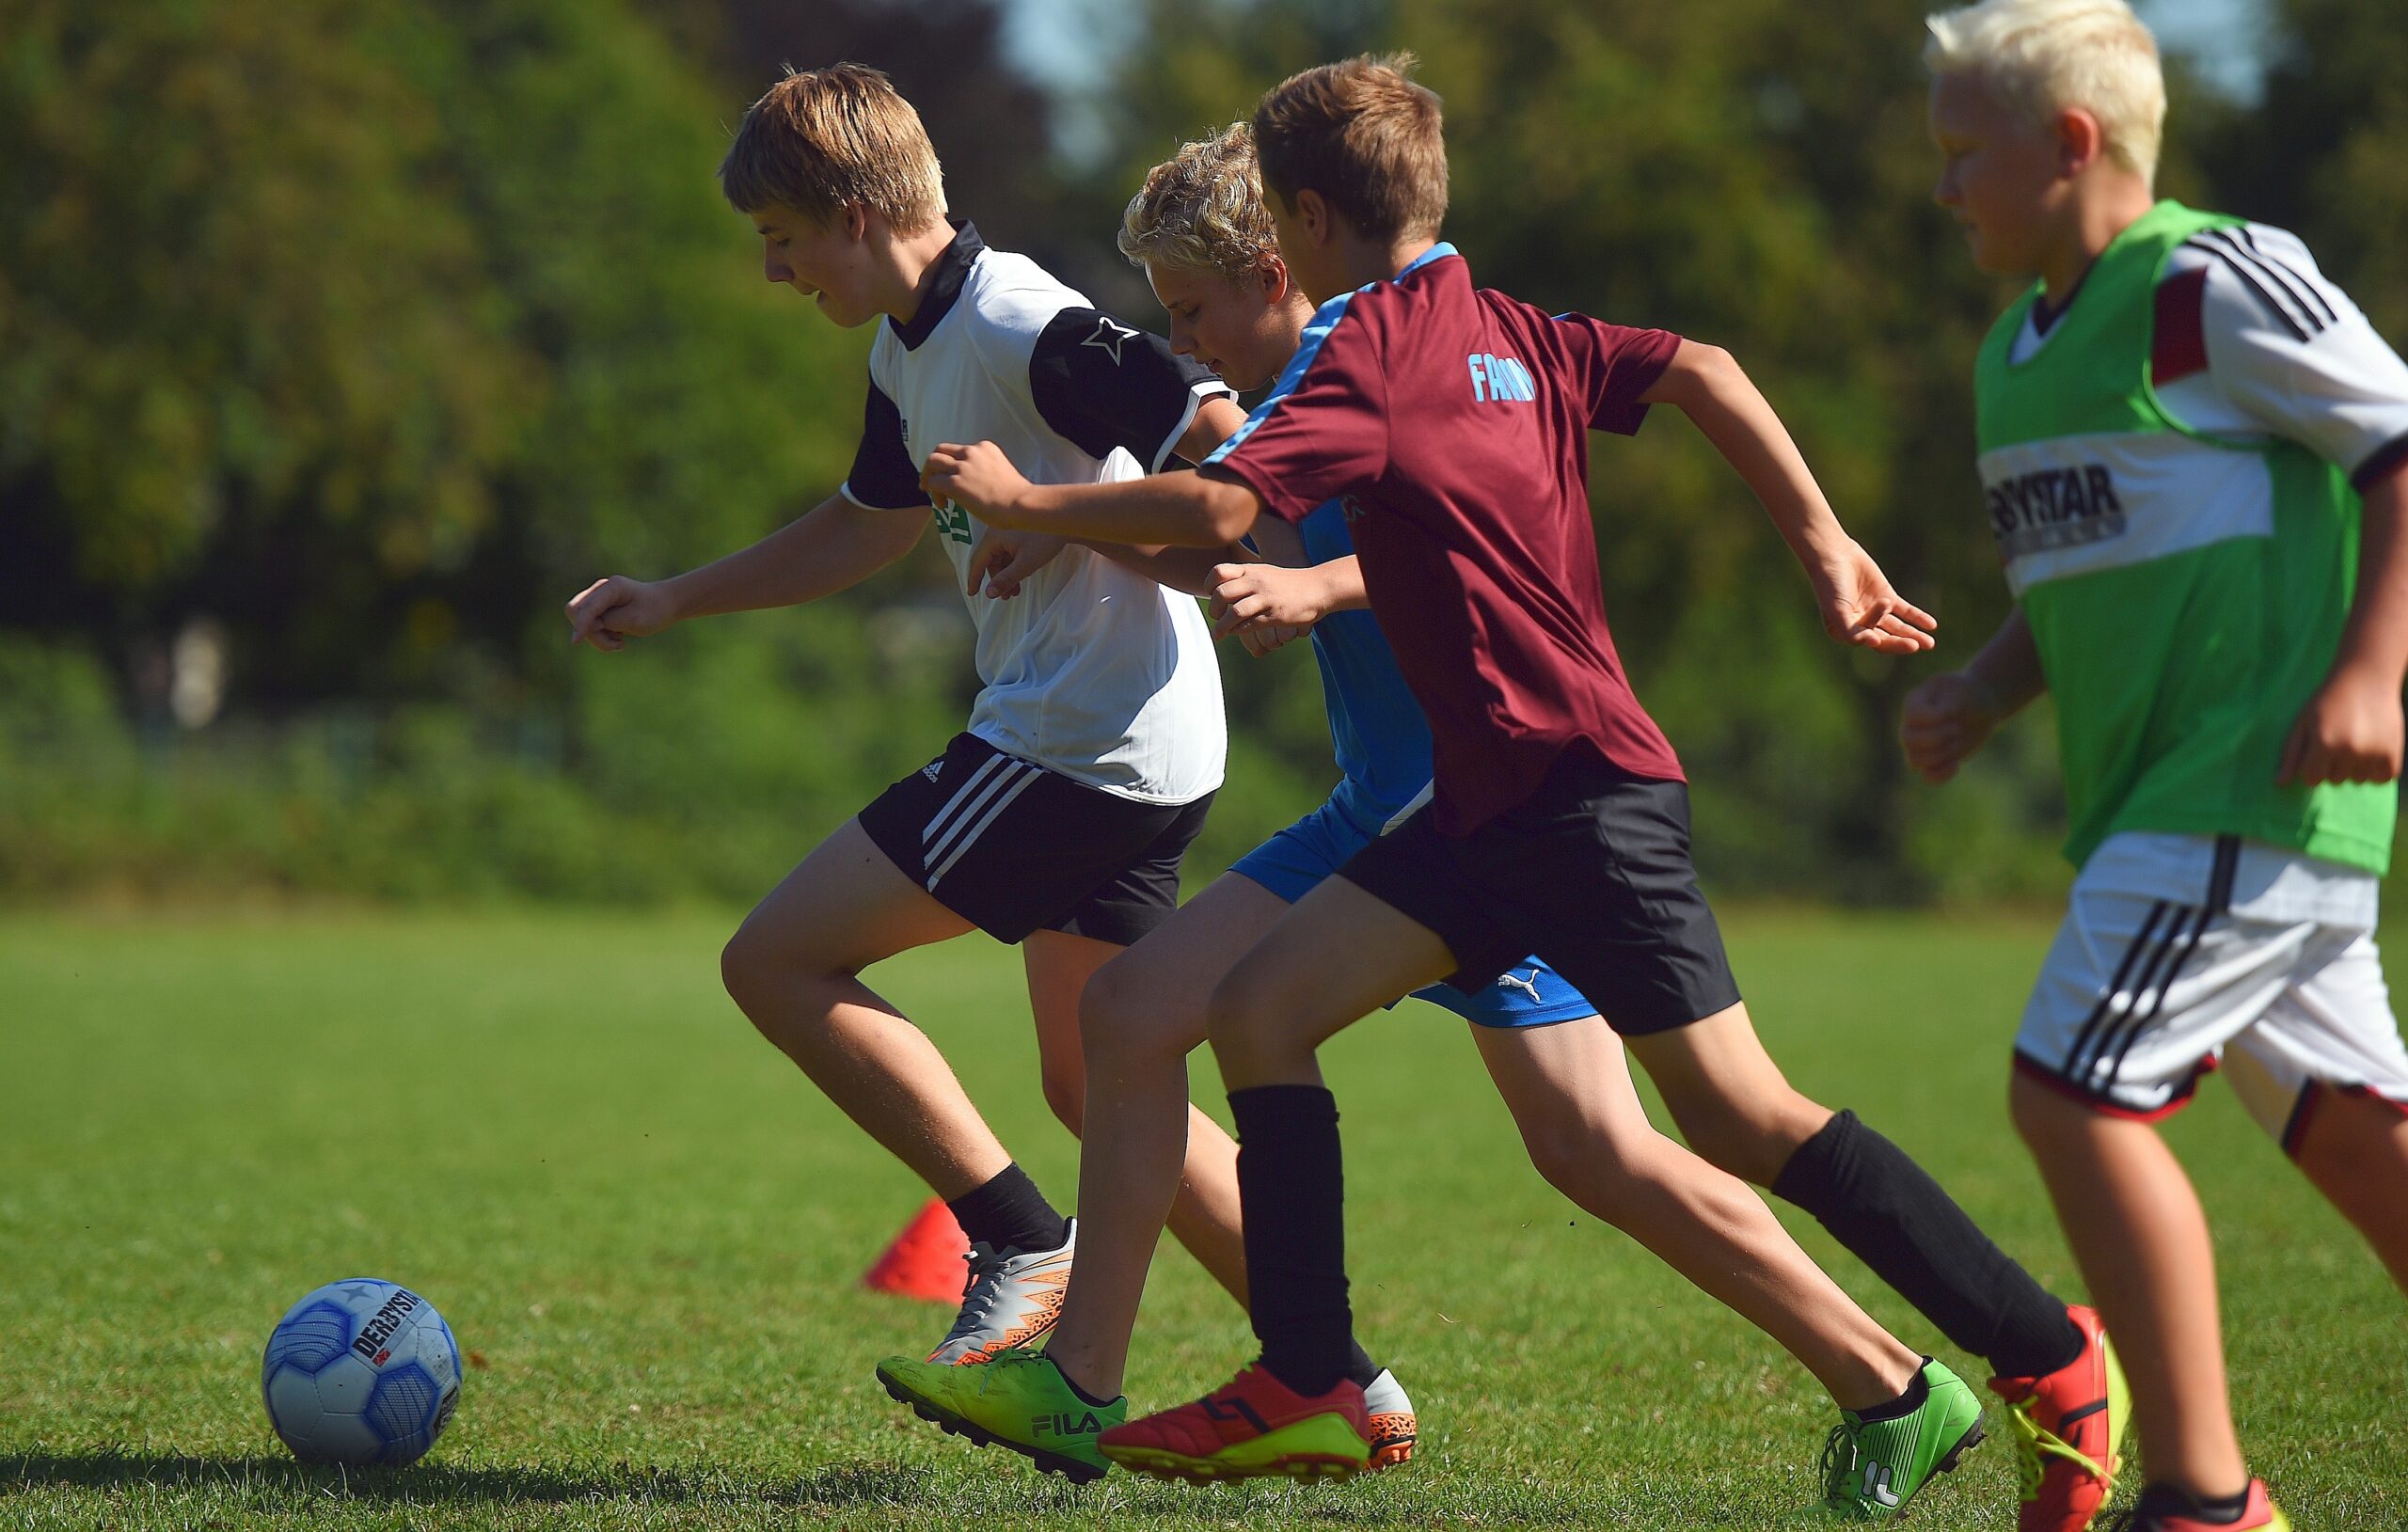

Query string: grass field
2 908 2400 1530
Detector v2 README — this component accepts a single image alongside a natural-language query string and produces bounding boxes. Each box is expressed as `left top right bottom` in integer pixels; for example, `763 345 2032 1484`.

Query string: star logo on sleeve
1082 315 1141 365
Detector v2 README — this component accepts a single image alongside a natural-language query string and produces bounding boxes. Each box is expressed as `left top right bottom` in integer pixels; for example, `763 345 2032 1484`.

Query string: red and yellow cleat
2112 1479 2289 1531
1989 1304 2131 1532
1099 1363 1371 1483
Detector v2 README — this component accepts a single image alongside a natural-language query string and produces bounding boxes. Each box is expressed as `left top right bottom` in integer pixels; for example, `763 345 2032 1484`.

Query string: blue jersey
1234 500 1594 1031
1294 498 1435 831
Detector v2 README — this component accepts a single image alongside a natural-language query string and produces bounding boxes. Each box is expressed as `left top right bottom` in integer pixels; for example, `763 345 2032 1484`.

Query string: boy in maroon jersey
926 55 2118 1522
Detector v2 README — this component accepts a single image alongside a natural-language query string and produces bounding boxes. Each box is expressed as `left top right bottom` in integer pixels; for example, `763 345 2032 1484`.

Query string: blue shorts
1229 797 1596 1029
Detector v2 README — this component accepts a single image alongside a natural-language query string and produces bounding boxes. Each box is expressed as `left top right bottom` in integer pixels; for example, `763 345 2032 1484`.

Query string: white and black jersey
841 223 1234 805
2011 219 2408 489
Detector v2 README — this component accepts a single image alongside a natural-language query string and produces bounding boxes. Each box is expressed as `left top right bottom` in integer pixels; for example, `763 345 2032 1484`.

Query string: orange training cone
862 1197 971 1303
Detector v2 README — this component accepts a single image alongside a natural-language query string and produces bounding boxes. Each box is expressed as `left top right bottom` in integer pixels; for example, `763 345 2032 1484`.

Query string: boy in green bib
1909 3 2408 1529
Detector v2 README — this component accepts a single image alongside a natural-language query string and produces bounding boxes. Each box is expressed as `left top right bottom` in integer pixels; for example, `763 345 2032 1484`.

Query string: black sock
1046 1352 1119 1408
1345 1337 1382 1391
1771 1110 2083 1380
947 1162 1068 1256
1229 1083 1353 1398
2135 1483 2253 1524
1852 1358 1931 1423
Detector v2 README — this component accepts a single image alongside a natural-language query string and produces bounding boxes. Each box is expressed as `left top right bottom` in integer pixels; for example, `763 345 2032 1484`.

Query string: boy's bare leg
1621 1003 1841 1183
1022 924 1251 1317
1474 1019 1918 1410
720 816 1005 1196
1631 1005 2085 1384
1210 877 1451 1087
2290 1085 2408 1292
2010 1073 2250 1502
1043 875 1288 1398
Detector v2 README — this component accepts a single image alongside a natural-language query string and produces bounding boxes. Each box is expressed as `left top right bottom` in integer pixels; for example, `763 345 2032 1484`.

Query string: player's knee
1667 1099 1787 1187
720 915 832 1039
1204 966 1276 1057
1040 1062 1085 1135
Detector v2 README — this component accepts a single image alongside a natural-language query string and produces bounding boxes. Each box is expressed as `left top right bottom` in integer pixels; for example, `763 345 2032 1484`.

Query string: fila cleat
877 1346 1121 1482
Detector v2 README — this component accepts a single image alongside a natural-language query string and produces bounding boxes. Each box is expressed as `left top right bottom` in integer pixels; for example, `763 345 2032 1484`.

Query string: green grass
1 908 2399 1529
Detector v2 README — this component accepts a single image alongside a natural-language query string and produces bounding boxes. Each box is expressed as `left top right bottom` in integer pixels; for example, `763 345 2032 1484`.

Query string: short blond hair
1925 0 2166 182
1117 123 1279 284
1253 54 1447 244
719 63 946 229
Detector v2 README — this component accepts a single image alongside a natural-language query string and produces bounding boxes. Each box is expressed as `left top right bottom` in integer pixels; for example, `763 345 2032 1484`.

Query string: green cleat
876 1346 1123 1483
1814 1359 1988 1521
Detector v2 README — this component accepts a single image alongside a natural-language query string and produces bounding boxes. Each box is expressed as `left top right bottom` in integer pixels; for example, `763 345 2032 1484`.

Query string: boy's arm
566 492 924 648
1900 608 2046 783
2284 465 2408 784
1641 340 1936 655
1210 556 1368 639
923 446 1263 546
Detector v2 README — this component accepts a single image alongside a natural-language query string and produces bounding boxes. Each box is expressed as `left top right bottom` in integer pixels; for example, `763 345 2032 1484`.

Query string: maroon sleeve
1548 313 1681 435
1200 308 1390 522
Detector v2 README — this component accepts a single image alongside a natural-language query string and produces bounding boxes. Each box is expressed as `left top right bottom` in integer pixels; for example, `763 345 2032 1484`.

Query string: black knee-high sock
947 1162 1069 1256
1772 1110 2083 1380
1229 1083 1354 1397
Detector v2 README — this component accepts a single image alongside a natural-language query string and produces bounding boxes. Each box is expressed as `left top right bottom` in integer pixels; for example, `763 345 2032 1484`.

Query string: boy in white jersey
1910 5 2408 1529
564 64 1257 1395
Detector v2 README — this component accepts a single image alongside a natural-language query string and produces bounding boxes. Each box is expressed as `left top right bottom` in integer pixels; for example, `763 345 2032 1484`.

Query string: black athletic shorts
857 733 1214 947
1335 751 1741 1035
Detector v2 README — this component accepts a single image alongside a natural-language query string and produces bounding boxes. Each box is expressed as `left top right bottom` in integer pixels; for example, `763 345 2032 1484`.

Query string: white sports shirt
839 224 1233 805
2009 219 2408 488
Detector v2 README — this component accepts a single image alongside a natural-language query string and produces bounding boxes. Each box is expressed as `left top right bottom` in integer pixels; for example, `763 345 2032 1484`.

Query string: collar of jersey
1321 241 1460 317
890 220 985 351
1394 241 1458 279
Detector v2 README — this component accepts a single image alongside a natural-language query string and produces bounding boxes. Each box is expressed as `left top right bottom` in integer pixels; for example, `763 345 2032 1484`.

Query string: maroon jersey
1201 244 1684 834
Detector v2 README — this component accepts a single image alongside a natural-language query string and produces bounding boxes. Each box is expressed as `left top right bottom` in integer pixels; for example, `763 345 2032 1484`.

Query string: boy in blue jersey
879 118 1987 1497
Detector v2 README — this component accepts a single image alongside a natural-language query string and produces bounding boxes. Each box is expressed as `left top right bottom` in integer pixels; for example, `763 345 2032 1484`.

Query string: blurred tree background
0 0 2396 906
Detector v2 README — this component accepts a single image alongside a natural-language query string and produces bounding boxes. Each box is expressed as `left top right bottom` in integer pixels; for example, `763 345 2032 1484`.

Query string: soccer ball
260 1278 462 1465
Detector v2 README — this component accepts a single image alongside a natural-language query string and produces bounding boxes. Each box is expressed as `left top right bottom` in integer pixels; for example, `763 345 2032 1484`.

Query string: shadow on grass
0 1449 934 1508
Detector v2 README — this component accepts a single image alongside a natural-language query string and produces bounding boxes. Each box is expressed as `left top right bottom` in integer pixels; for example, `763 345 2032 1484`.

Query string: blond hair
719 63 946 229
1253 53 1447 244
1118 123 1279 283
1925 0 2166 182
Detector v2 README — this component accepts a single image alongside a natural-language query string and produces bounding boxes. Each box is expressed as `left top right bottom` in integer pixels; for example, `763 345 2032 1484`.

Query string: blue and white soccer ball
261 1278 462 1465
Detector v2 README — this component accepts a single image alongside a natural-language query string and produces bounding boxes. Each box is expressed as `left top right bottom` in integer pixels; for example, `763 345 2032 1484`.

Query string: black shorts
857 733 1213 947
1335 752 1740 1035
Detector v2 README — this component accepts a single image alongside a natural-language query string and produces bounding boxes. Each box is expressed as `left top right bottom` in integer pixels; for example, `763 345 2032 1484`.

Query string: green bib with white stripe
1974 199 2392 875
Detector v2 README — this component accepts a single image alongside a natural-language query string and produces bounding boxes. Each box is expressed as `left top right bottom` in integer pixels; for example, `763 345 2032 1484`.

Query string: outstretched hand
565 576 678 652
921 441 1032 528
1812 542 1938 655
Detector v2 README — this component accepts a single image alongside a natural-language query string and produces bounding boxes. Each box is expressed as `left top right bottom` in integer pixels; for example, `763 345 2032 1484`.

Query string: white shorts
2015 832 2408 1149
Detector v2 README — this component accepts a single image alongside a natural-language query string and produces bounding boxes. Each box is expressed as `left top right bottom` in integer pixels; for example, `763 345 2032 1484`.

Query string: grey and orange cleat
1364 1366 1418 1471
927 1220 1076 1366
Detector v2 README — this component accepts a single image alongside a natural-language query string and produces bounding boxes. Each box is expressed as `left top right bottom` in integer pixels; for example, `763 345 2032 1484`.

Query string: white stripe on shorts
928 766 1044 890
924 754 1010 845
925 761 1036 875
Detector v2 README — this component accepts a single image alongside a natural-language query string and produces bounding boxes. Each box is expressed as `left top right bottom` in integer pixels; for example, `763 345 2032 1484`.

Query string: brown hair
1251 53 1446 243
719 63 946 229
